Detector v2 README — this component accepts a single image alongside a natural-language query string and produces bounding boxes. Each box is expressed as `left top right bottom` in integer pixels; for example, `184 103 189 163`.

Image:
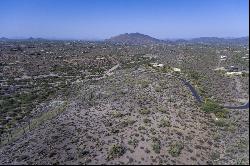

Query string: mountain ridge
105 33 168 45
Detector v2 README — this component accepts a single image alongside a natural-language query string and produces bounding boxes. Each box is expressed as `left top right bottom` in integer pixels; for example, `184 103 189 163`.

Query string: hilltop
105 33 167 45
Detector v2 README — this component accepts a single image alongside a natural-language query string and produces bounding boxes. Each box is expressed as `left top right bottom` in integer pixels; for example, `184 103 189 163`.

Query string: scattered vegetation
241 71 249 77
151 137 161 154
152 142 161 154
107 144 126 160
154 85 163 92
158 117 171 128
128 139 139 148
214 118 229 127
138 80 150 89
169 141 184 157
161 65 172 73
139 108 151 115
111 111 124 118
119 118 136 128
143 118 151 124
202 99 228 118
215 108 229 118
210 151 220 161
1 38 248 165
138 126 146 130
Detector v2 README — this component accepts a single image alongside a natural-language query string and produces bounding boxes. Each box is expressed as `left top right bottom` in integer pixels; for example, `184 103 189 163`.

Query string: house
220 55 227 60
225 71 243 76
150 63 164 67
227 66 239 72
173 68 181 72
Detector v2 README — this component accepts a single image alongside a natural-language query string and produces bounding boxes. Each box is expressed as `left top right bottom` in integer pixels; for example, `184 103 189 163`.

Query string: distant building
225 72 243 76
242 56 249 61
220 55 227 60
173 68 181 72
227 66 239 72
150 63 164 67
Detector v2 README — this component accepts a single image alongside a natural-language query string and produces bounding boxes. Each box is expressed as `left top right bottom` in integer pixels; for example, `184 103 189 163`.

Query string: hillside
0 40 249 165
105 33 167 45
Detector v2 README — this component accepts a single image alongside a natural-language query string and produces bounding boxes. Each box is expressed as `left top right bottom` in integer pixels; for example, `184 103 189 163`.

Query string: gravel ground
1 66 248 165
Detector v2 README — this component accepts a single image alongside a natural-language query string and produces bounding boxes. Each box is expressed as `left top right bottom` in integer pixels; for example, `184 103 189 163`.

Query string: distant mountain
0 37 49 41
28 37 35 40
26 37 46 41
169 37 249 45
229 37 249 45
105 33 168 45
0 37 9 41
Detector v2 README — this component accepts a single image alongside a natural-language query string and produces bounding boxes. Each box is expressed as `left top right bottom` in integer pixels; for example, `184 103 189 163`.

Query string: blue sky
0 0 248 39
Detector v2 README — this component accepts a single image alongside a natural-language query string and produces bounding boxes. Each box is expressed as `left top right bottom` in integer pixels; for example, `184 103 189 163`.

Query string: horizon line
1 34 249 41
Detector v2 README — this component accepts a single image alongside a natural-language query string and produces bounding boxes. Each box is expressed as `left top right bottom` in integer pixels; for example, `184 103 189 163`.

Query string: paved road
178 77 249 110
179 78 203 103
223 102 249 109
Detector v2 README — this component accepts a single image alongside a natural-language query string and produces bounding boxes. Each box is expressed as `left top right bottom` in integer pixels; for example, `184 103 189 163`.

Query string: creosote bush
107 144 126 160
202 99 228 118
169 141 184 157
158 117 171 128
139 108 151 115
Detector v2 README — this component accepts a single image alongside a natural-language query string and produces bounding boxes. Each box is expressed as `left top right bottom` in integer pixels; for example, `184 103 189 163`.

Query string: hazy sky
0 0 249 39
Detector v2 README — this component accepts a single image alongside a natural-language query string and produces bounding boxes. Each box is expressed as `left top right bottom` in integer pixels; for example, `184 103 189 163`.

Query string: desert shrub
128 139 139 148
150 128 157 135
214 118 229 127
202 99 231 122
189 70 200 80
173 71 181 76
161 66 172 73
19 92 37 103
226 123 237 132
212 132 220 141
169 141 184 157
139 108 151 115
138 126 146 130
107 144 126 160
202 99 223 114
241 72 249 77
139 80 149 88
120 118 136 128
158 117 171 128
235 138 248 149
151 138 161 154
158 107 167 113
143 118 151 124
210 151 220 161
154 85 162 92
152 142 161 154
111 111 124 118
1 97 20 112
215 108 229 118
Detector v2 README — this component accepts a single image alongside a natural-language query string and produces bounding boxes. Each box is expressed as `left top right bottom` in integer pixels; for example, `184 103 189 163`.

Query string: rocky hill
106 33 167 45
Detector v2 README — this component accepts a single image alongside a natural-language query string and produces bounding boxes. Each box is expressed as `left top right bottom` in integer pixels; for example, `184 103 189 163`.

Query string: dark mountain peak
105 33 167 45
